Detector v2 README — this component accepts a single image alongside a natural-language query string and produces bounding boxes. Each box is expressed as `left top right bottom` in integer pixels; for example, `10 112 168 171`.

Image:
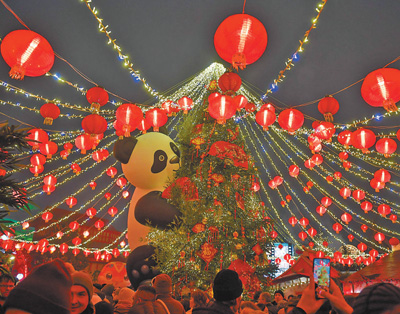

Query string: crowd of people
0 259 399 314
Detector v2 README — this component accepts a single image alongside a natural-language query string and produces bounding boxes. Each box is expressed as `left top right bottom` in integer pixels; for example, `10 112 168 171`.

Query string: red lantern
27 129 49 150
360 201 373 213
39 141 58 159
86 207 97 218
72 248 80 256
86 86 109 111
377 204 391 217
234 95 248 110
122 191 130 199
245 102 256 113
389 214 397 223
21 221 29 230
56 231 63 239
352 189 365 203
321 196 332 207
341 213 352 224
214 14 268 70
332 223 343 234
89 181 97 190
299 231 308 241
75 134 94 154
269 230 278 239
255 104 276 131
145 108 168 131
374 232 385 244
82 114 108 136
389 237 400 247
374 169 391 183
307 227 317 238
72 237 82 246
71 163 81 174
268 179 277 189
340 187 351 199
41 212 53 223
137 118 152 134
348 234 355 242
43 175 57 186
369 249 379 258
95 220 104 230
288 165 300 177
351 128 376 153
43 184 55 195
314 122 335 141
208 94 237 124
357 242 367 252
69 221 80 231
304 159 315 170
30 153 46 166
108 206 118 217
318 95 340 122
66 196 77 208
375 138 397 157
361 224 368 232
370 178 385 192
40 103 60 125
177 96 193 114
322 241 329 247
1 30 54 79
218 72 242 95
288 216 297 227
106 167 117 178
316 205 327 216
59 243 68 255
116 177 127 188
311 154 323 166
112 248 120 258
361 68 400 112
278 109 304 134
115 103 143 137
299 217 309 227
316 251 325 258
337 130 353 148
334 172 342 180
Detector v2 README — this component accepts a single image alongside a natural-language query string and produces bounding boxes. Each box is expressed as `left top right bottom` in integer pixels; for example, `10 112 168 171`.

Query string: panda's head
113 132 180 190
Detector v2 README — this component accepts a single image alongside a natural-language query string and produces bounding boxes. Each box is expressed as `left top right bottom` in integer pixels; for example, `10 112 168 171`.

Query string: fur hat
352 283 400 314
153 274 172 295
3 259 72 314
213 269 243 301
72 271 94 299
118 287 135 302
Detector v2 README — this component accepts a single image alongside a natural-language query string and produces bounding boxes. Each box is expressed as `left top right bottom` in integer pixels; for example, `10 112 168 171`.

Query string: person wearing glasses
0 266 15 311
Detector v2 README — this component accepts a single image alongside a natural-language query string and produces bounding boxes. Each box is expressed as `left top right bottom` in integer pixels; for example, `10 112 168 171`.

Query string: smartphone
313 257 331 299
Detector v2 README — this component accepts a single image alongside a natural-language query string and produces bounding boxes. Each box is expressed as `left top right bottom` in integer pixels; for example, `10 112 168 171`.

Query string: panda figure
113 131 181 251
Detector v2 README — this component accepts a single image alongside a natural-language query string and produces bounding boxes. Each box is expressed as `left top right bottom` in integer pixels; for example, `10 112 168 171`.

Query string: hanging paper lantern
299 217 309 227
338 152 348 160
360 224 368 233
321 196 332 207
75 134 94 154
208 94 237 124
307 227 317 238
83 230 90 238
108 206 118 217
255 104 276 131
352 189 365 203
374 169 391 183
72 248 80 256
116 177 127 188
375 138 397 157
377 204 391 217
122 191 130 199
69 221 80 231
72 237 82 246
145 108 168 131
86 86 109 111
311 154 323 166
304 159 315 170
214 14 268 70
332 223 343 234
1 30 54 79
334 172 342 180
40 103 60 125
41 212 53 223
104 192 111 200
89 181 97 190
86 207 97 218
316 205 327 216
43 184 55 195
137 118 152 134
288 216 297 227
106 167 117 178
339 187 351 199
59 243 69 255
39 141 58 159
361 68 400 112
115 103 143 137
351 128 376 153
245 102 256 113
71 163 81 174
30 153 46 167
348 234 355 242
66 196 77 208
389 237 400 247
341 213 352 224
322 241 329 247
299 231 308 241
314 122 335 141
234 95 248 111
369 249 379 258
370 178 385 192
43 174 57 186
27 128 49 150
278 108 304 134
56 231 63 239
337 130 353 148
161 100 179 116
374 232 385 244
389 214 397 223
360 201 373 213
316 251 325 258
95 220 105 230
318 95 340 122
177 96 193 114
82 114 108 136
288 165 300 177
21 221 29 230
112 248 120 258
357 242 367 252
218 72 242 95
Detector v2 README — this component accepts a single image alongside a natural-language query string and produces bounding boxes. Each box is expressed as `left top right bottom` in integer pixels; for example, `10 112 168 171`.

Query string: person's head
133 285 157 304
94 300 114 314
181 299 190 311
213 269 243 311
117 287 135 306
258 292 272 304
101 284 115 297
285 296 300 314
190 290 209 309
253 290 262 303
152 273 172 295
352 283 400 314
274 290 284 303
3 259 72 314
240 301 259 311
71 271 94 314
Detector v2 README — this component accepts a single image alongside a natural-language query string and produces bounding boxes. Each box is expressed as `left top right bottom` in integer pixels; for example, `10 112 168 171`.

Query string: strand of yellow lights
261 0 328 99
80 0 164 101
102 229 128 250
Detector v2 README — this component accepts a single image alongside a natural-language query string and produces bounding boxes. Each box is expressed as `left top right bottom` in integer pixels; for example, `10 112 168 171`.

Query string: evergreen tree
148 73 277 296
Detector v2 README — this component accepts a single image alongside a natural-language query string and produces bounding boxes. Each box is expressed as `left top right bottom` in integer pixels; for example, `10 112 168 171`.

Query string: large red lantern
108 206 118 217
352 189 365 203
377 204 391 217
374 169 391 183
1 30 54 79
361 68 400 112
106 167 117 178
30 153 46 167
288 216 297 227
137 118 152 134
86 207 97 218
321 196 332 207
95 220 105 230
360 201 373 213
357 242 367 252
255 104 276 131
314 122 335 141
43 175 57 186
375 138 397 157
177 96 193 114
299 231 308 241
218 72 242 95
370 178 385 192
86 86 109 111
69 221 80 231
27 129 49 150
332 223 343 234
316 205 327 216
339 187 351 199
59 243 69 255
317 95 340 122
374 232 385 244
39 141 58 159
214 14 268 70
116 103 143 137
389 237 400 247
208 94 237 124
299 217 309 227
145 108 168 131
307 227 317 238
82 114 108 136
41 212 53 223
75 134 94 154
351 128 376 153
278 109 304 134
337 130 353 148
341 213 352 224
40 103 60 125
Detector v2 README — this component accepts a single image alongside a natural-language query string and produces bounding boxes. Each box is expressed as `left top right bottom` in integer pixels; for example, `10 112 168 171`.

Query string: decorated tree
148 72 277 295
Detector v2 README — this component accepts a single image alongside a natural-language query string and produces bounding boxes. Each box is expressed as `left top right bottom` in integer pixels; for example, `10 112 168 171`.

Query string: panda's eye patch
170 142 180 158
152 150 168 173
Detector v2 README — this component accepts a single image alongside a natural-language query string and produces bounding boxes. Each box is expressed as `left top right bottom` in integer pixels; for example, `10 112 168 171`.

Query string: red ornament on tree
214 14 268 70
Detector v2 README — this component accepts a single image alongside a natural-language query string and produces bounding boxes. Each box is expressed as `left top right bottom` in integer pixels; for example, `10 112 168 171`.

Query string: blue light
53 73 60 79
292 53 299 62
375 115 382 120
270 84 278 92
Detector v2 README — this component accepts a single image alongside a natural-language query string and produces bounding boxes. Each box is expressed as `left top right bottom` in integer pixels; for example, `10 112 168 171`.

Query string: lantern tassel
9 65 26 80
323 113 334 122
383 99 397 112
43 117 54 125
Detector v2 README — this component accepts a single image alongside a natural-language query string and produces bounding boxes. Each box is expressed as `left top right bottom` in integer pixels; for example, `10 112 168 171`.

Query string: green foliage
148 85 277 293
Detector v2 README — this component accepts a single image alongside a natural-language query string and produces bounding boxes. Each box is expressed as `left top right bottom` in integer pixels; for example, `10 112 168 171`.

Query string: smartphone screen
313 257 331 299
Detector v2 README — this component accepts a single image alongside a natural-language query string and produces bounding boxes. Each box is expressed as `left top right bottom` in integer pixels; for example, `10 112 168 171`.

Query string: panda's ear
113 136 138 164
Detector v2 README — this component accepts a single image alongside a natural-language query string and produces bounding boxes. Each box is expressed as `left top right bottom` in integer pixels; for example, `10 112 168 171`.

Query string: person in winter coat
129 285 168 314
193 269 243 314
71 271 96 314
114 287 135 314
153 274 185 314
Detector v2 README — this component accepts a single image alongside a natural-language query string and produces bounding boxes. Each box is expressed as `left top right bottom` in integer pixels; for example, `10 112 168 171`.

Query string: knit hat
3 258 72 314
213 269 243 301
72 271 94 299
274 290 284 299
118 287 135 302
352 283 400 314
101 283 115 296
153 274 172 295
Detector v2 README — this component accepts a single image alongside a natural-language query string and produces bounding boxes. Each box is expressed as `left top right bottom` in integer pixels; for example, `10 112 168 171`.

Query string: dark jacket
192 300 235 314
157 294 186 314
129 300 168 314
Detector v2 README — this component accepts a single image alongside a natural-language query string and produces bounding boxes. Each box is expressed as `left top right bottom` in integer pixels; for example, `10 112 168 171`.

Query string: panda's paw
135 191 181 229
